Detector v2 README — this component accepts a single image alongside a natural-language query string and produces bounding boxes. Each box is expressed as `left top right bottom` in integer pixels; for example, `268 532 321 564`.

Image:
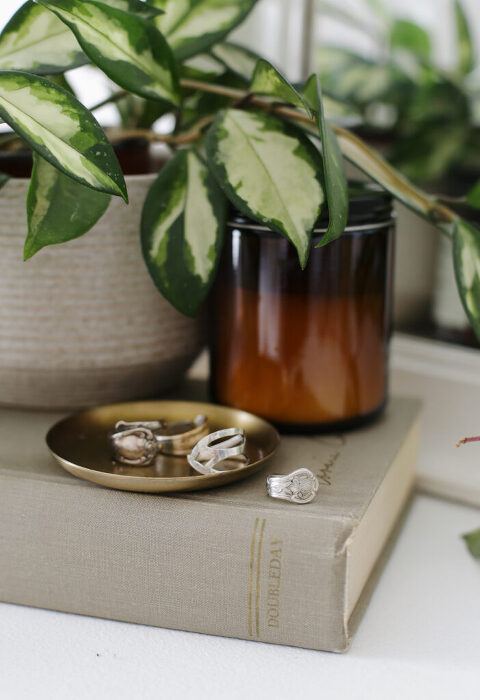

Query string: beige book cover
0 395 419 653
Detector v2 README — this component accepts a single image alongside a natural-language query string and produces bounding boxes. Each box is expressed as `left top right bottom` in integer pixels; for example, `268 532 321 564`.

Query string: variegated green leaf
141 149 226 316
390 19 431 61
250 59 313 117
206 109 324 268
181 69 248 129
463 528 480 558
455 0 475 76
316 47 397 105
0 71 127 199
25 153 111 259
210 42 259 80
180 58 224 83
0 1 86 74
101 0 163 18
153 0 259 61
315 2 380 39
453 219 480 341
39 0 180 105
363 0 391 23
335 125 433 221
302 74 359 124
116 93 169 129
307 76 348 248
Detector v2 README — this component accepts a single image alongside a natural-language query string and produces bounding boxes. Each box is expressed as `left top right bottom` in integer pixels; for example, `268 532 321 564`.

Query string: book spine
0 474 349 652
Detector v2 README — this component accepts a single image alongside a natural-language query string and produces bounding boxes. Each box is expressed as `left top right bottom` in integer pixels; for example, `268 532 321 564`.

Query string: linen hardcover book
0 397 420 653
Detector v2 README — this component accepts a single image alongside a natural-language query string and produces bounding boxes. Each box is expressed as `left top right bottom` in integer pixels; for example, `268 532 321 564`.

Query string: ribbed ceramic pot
0 174 204 409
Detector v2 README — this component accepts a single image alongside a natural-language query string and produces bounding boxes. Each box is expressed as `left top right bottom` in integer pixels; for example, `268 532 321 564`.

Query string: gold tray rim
47 400 280 493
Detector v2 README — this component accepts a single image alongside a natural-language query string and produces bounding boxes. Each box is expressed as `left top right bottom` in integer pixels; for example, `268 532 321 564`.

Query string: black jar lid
228 181 393 232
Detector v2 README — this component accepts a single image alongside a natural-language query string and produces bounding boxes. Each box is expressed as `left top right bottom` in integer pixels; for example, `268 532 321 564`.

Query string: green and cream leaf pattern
25 153 111 259
250 59 313 117
390 19 431 61
455 0 475 76
309 76 348 247
210 42 260 81
0 71 127 199
141 149 226 316
206 109 324 268
316 47 396 106
334 125 433 221
153 0 259 61
101 0 164 18
453 219 480 340
39 0 180 105
0 1 86 74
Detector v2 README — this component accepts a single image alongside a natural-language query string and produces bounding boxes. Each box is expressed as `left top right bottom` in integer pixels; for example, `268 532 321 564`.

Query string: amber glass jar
210 183 395 432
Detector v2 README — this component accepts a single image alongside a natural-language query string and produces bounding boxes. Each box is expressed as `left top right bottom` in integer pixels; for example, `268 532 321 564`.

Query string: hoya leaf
250 59 313 117
116 94 170 129
206 109 324 268
466 180 480 209
0 0 86 74
25 153 111 259
453 219 480 341
364 0 391 22
316 47 398 106
141 149 226 317
0 71 127 199
306 76 348 247
335 125 433 221
181 70 249 129
101 0 164 18
180 59 224 84
210 42 260 81
463 528 480 558
455 0 475 76
302 75 359 123
390 19 431 61
153 0 259 61
39 0 180 105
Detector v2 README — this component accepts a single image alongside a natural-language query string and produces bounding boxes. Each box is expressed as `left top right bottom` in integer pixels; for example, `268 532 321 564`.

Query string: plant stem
90 90 128 112
92 78 461 233
456 435 480 447
179 77 460 229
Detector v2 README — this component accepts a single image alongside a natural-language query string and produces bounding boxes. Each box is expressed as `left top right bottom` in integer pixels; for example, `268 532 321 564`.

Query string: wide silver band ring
187 428 248 475
266 468 319 504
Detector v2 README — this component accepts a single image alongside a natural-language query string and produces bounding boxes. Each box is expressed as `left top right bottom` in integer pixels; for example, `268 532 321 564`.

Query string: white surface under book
392 333 480 507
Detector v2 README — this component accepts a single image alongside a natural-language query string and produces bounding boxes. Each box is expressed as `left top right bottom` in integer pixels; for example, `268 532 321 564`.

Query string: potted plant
0 0 479 422
316 0 480 336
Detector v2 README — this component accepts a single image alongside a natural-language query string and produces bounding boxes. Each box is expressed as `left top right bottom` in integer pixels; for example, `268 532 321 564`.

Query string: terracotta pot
0 174 204 409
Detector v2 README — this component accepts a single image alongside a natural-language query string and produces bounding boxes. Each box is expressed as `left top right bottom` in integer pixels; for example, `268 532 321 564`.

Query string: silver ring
110 425 158 467
110 415 209 466
188 428 248 475
266 468 319 504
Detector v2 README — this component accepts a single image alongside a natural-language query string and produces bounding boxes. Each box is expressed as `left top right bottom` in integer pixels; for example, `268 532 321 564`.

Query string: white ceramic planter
0 175 204 409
